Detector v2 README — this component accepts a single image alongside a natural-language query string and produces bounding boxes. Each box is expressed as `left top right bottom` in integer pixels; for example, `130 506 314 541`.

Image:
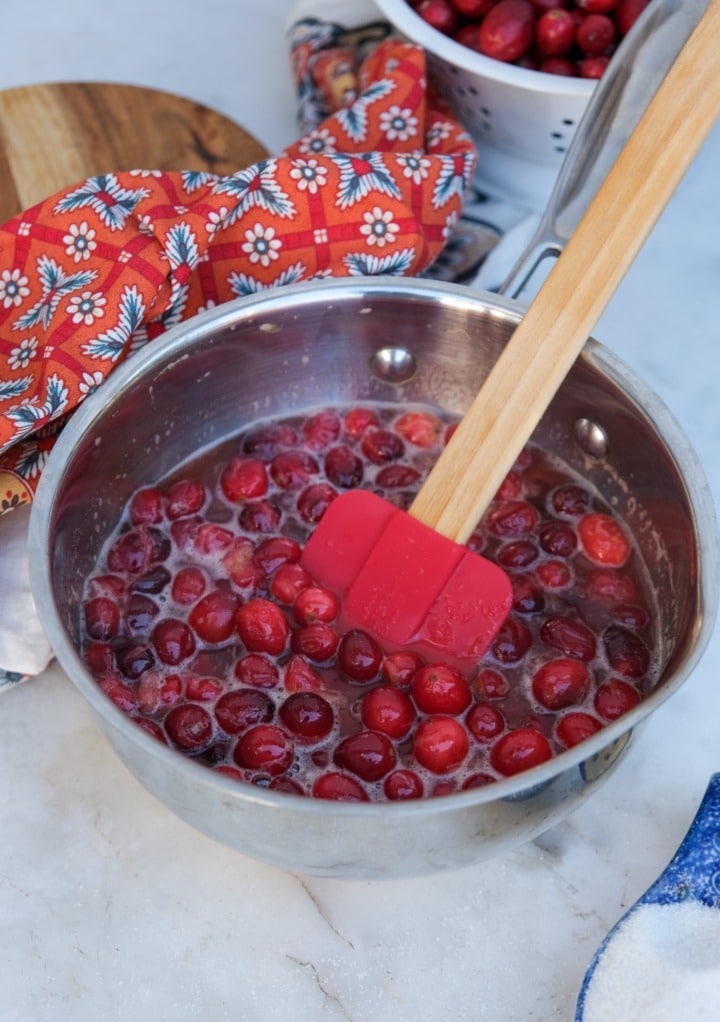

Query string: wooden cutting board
0 81 269 222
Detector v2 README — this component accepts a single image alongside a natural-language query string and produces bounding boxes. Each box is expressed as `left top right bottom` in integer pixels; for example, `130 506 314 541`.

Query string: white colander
374 0 596 210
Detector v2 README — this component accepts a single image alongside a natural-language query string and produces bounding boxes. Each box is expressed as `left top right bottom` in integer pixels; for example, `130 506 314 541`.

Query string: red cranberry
239 499 281 533
312 772 368 801
413 716 469 774
302 411 341 450
294 586 339 624
170 516 202 552
98 673 139 711
188 589 240 644
222 536 260 588
164 703 214 751
334 730 396 782
478 0 535 62
490 728 553 776
107 528 152 575
394 410 442 448
252 536 301 576
125 593 159 635
540 57 578 76
536 8 576 54
579 53 610 78
337 629 383 682
192 523 233 556
216 689 274 734
279 691 335 742
613 604 649 629
85 641 115 675
84 597 121 640
324 445 363 488
532 657 590 710
512 575 545 614
475 667 510 700
185 675 224 702
615 0 649 35
551 484 589 517
284 654 324 692
577 0 619 10
234 653 280 689
576 12 616 54
360 428 405 464
466 703 505 742
296 483 337 523
541 615 597 661
462 772 496 790
381 650 425 688
536 560 572 589
415 0 458 35
136 670 182 713
498 539 539 568
343 406 380 438
152 618 196 665
579 512 630 565
585 568 637 603
491 615 532 663
220 456 268 502
411 663 472 715
132 566 171 595
166 479 206 520
268 777 305 795
116 643 155 679
539 521 577 556
236 598 289 655
87 573 125 600
485 500 539 538
243 422 298 458
594 677 641 720
234 724 294 775
556 711 603 748
270 450 319 488
603 625 650 679
383 769 424 800
171 566 207 605
269 562 313 604
133 718 167 744
375 465 421 488
129 487 164 524
495 470 523 501
291 622 339 662
361 685 416 739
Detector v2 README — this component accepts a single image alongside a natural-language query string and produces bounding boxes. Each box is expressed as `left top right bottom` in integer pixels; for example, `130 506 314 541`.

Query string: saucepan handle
499 0 710 300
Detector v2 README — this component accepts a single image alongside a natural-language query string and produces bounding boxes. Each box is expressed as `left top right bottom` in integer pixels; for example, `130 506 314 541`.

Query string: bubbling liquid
79 402 658 801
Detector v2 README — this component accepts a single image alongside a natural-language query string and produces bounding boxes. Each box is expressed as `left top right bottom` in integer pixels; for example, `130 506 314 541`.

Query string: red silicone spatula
302 0 720 667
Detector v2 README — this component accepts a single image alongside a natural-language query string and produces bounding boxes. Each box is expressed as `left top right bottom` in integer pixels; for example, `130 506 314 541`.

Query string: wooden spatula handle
409 0 720 544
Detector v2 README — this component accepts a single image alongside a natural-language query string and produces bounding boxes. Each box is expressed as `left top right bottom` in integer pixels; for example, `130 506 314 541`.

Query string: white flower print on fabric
288 159 328 194
360 207 400 248
129 169 163 178
7 336 38 372
426 120 453 150
242 223 281 267
379 105 419 143
298 127 337 157
78 370 105 399
397 152 431 185
206 206 230 236
442 210 459 241
67 291 106 327
137 213 155 235
63 222 97 263
0 269 30 309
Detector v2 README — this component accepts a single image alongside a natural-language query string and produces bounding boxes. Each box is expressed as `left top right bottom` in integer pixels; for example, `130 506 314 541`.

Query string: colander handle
499 0 710 301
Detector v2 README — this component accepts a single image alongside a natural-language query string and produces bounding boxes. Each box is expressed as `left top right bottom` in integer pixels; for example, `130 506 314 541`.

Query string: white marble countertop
2 2 720 1020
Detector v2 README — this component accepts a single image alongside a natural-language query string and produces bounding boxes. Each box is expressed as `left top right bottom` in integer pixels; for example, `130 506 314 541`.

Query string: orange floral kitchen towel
0 37 476 513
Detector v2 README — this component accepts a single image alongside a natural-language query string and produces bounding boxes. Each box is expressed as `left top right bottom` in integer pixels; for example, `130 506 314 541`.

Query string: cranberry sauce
79 403 657 801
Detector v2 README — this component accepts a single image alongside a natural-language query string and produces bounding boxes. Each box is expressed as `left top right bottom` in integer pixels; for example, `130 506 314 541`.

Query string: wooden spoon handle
409 0 720 543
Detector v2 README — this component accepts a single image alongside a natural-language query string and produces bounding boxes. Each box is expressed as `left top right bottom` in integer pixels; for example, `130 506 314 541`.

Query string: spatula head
301 490 512 666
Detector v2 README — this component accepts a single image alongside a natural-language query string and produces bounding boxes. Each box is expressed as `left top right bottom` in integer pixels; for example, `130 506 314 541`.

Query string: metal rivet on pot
574 417 609 458
369 346 417 383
